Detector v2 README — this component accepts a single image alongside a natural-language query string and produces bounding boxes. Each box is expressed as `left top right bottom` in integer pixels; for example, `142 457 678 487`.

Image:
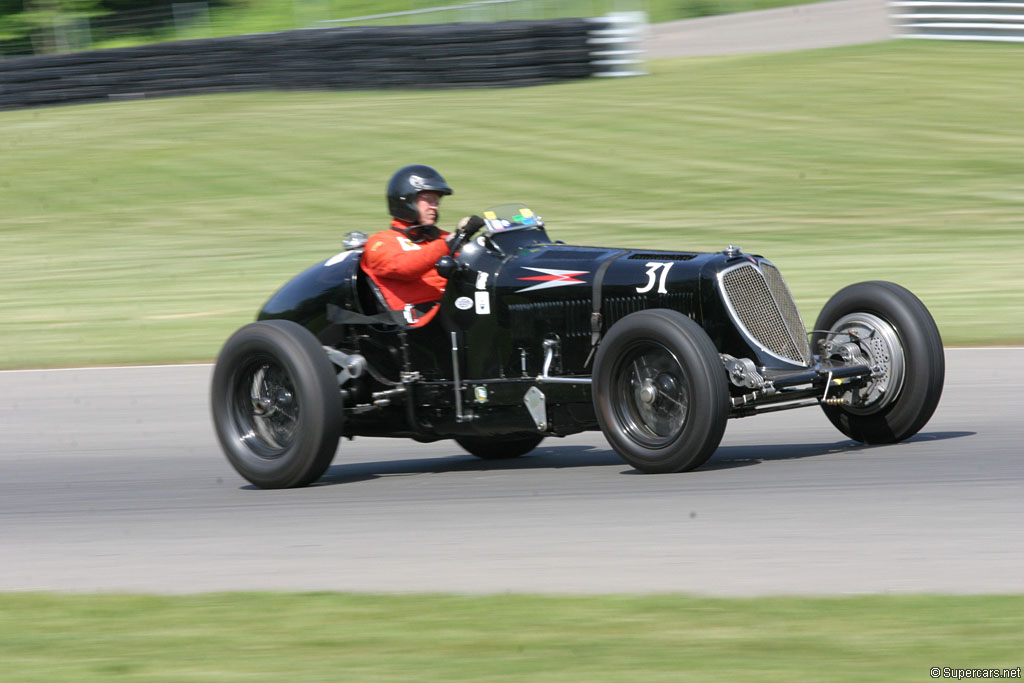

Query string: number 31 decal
636 262 673 294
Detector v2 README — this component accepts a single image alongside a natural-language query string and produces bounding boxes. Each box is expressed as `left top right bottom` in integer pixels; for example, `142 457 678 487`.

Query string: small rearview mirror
343 231 368 250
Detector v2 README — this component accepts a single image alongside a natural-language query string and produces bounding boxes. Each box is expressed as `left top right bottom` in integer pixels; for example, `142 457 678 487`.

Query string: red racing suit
361 219 451 326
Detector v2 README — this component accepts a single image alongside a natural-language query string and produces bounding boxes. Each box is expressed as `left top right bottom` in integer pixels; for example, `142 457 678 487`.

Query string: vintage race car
211 204 945 488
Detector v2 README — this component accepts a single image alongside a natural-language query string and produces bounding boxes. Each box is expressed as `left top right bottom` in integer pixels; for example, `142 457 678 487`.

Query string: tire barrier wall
0 19 595 110
586 11 648 77
891 0 1024 42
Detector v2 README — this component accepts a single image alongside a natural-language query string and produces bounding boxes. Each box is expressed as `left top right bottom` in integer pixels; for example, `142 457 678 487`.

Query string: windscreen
482 203 545 234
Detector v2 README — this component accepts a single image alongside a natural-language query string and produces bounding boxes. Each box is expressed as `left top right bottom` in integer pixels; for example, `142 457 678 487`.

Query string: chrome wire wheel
230 356 301 459
611 341 691 449
211 319 342 488
825 312 905 414
593 309 728 474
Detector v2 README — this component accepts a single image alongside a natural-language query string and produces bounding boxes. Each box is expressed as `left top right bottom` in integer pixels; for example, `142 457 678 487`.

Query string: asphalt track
648 0 892 58
1 348 1020 595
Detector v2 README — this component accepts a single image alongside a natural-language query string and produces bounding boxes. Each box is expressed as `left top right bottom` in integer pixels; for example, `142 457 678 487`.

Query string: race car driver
361 164 472 327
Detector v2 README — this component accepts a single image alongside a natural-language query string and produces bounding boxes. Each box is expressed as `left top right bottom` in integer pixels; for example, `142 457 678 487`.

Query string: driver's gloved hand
457 215 486 237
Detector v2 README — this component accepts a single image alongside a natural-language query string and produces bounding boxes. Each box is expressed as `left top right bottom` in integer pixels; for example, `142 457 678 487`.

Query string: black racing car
211 204 944 488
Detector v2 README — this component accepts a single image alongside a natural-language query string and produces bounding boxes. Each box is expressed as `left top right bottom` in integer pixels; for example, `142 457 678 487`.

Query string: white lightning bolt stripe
515 267 590 293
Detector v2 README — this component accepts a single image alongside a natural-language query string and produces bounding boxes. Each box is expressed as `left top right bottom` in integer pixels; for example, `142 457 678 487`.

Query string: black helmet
387 164 452 224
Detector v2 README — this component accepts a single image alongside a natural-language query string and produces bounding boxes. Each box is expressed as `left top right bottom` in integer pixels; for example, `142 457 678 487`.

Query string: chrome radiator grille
720 262 810 365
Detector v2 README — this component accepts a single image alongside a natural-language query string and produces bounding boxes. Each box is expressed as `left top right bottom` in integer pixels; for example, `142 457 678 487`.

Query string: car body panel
255 206 820 441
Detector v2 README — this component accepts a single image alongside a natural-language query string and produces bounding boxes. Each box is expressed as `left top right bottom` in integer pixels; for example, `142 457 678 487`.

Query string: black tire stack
0 20 595 110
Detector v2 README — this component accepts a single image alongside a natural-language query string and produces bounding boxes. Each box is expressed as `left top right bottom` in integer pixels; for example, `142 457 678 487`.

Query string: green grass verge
2 40 1023 369
2 592 1023 681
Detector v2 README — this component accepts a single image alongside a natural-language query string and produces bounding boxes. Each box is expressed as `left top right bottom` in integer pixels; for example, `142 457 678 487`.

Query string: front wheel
593 309 729 473
812 281 944 444
455 434 544 459
211 319 343 488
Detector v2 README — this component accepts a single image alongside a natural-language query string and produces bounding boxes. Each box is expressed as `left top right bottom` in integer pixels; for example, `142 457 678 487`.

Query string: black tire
211 319 343 489
455 434 544 460
812 281 944 444
593 309 729 473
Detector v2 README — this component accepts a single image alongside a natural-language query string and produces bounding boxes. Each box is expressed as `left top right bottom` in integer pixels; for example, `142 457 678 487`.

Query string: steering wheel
448 215 486 255
436 215 486 279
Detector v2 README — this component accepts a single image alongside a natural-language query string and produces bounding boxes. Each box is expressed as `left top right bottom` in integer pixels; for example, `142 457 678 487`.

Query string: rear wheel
593 309 729 473
211 320 342 488
455 435 544 459
812 281 944 444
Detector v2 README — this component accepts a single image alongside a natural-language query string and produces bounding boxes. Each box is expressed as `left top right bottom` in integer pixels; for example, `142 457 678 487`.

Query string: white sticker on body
475 271 489 290
455 296 474 310
474 291 490 315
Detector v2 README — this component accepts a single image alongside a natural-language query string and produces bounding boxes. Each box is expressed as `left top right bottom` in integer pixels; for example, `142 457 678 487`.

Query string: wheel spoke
232 358 301 459
657 391 683 409
614 342 689 448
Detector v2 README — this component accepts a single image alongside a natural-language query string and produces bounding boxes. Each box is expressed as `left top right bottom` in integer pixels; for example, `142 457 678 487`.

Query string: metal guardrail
319 0 649 26
320 1 648 78
317 0 648 76
319 0 535 25
891 0 1024 42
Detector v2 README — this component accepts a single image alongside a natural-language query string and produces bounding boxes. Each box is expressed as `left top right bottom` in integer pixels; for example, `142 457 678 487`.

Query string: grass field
2 40 1023 369
2 592 1022 681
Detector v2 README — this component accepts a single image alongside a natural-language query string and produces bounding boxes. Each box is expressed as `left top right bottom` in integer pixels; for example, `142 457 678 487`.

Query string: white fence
586 11 648 77
891 0 1024 42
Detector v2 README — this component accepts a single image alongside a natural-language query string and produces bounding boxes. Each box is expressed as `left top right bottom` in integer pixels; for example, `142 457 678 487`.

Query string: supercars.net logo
515 267 589 293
